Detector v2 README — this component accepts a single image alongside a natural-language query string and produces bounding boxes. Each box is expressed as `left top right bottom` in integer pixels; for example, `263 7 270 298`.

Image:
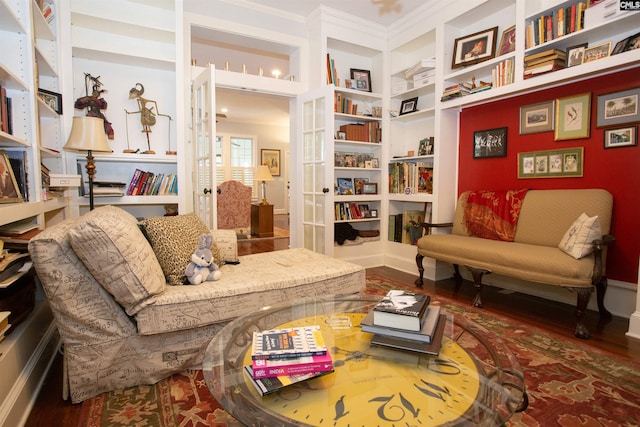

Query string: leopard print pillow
139 214 223 286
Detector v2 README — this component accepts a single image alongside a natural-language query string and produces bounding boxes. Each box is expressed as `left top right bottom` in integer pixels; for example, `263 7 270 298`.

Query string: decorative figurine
125 83 172 155
74 73 115 139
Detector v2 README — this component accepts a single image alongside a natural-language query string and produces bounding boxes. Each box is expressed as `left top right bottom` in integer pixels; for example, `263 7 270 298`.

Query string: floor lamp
64 116 112 211
254 165 274 205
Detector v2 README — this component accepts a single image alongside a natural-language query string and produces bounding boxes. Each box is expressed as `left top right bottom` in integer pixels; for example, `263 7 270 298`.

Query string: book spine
251 360 333 379
251 349 327 361
127 169 142 195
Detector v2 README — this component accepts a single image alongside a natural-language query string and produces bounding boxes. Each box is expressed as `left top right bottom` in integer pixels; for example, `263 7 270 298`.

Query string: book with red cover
251 352 334 379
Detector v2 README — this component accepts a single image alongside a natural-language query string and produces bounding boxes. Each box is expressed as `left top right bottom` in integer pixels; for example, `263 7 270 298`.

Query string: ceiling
216 0 426 127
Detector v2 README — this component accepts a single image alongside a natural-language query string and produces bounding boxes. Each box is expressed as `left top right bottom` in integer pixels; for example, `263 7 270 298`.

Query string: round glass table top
203 295 527 426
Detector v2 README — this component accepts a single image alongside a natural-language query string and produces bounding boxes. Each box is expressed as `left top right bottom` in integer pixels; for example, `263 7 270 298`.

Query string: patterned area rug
77 273 640 426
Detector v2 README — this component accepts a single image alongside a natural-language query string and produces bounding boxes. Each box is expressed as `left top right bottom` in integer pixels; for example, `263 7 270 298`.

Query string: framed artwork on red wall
596 87 640 128
520 101 554 134
554 93 591 141
518 147 583 178
473 127 507 158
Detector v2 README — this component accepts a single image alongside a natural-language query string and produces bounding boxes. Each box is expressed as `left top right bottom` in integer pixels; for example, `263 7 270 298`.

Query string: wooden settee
415 189 614 339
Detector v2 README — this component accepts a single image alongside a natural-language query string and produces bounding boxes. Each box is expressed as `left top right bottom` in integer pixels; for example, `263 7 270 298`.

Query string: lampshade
63 116 112 153
254 165 274 182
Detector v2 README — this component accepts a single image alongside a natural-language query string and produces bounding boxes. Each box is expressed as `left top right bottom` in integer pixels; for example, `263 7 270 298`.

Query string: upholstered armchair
217 180 252 235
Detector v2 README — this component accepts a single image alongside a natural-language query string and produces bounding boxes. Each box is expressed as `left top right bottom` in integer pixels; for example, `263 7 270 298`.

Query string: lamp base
123 149 137 154
142 150 156 154
166 150 177 155
260 199 270 206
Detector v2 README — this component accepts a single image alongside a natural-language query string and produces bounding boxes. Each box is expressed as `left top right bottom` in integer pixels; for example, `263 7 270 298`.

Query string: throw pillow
139 213 223 285
558 213 602 259
68 205 166 315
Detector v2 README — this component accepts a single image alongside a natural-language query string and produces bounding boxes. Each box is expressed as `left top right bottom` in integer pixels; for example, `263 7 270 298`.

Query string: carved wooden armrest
419 222 453 233
591 234 615 285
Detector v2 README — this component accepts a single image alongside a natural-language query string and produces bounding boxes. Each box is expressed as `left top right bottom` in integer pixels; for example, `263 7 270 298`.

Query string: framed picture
336 177 354 195
611 39 628 55
498 25 516 56
451 26 498 69
261 149 280 176
624 31 640 52
520 101 554 134
554 93 591 141
583 42 611 64
336 131 346 140
369 209 378 218
353 178 369 195
37 88 62 114
371 158 379 168
357 204 370 217
362 182 378 195
350 68 371 92
0 150 24 203
399 97 418 115
566 43 588 67
604 126 637 149
596 87 640 128
518 147 584 178
473 127 507 158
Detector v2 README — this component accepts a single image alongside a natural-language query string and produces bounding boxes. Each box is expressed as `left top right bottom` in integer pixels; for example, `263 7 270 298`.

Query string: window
216 134 257 197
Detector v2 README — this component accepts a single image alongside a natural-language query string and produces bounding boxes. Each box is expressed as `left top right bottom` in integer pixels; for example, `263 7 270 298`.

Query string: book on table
244 365 334 396
361 305 441 343
251 352 334 379
373 290 430 331
251 325 327 360
371 314 447 356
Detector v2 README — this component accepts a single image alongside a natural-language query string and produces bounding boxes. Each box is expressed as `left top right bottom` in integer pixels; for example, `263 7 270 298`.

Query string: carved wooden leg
596 276 613 320
465 266 491 308
574 287 592 339
453 264 462 282
415 254 425 287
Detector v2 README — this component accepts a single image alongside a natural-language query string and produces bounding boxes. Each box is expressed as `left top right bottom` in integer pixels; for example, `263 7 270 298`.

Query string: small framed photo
369 209 378 218
399 97 418 115
596 87 640 128
473 127 507 158
604 126 637 149
336 177 354 195
350 68 371 92
520 101 554 134
371 158 379 168
336 131 346 140
357 204 370 217
566 43 588 67
261 149 281 176
624 31 640 52
583 42 611 64
0 150 24 203
362 182 378 195
451 26 498 69
555 92 591 141
498 25 516 56
37 88 63 115
353 178 369 195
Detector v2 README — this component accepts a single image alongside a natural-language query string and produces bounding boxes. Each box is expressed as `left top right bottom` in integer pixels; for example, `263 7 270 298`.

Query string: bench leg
575 288 592 339
415 254 425 287
596 276 613 320
465 266 491 308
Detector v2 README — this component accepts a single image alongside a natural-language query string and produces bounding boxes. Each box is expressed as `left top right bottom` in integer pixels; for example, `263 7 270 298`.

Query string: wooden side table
251 204 274 237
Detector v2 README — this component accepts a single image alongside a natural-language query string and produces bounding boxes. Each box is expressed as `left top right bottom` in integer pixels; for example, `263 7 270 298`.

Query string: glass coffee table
203 294 527 426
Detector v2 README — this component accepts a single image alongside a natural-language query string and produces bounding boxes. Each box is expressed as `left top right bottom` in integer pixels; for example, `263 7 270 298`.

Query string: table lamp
254 165 273 205
64 116 112 210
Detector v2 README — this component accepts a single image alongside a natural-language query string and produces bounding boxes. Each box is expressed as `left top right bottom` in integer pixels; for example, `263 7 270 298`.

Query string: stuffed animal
184 234 222 285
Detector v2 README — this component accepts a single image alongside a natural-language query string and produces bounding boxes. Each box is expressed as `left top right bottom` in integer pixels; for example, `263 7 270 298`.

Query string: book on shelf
0 228 41 251
523 61 565 79
0 220 39 236
251 352 334 379
373 290 430 331
371 313 446 356
1 311 11 343
244 365 333 396
0 252 30 283
361 305 441 343
251 325 328 360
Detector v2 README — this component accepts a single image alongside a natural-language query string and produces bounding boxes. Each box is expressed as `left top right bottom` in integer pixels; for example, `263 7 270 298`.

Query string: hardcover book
244 365 334 396
371 314 447 356
361 305 441 343
251 352 334 379
373 290 430 331
252 325 327 360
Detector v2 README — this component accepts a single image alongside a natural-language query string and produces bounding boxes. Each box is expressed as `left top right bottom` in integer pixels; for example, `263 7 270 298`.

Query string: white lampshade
63 116 111 153
254 165 274 182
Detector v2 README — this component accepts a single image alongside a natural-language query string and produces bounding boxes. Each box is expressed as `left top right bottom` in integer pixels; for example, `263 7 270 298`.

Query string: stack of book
0 311 10 343
245 325 334 396
523 49 566 79
440 82 472 101
361 290 445 355
92 181 127 197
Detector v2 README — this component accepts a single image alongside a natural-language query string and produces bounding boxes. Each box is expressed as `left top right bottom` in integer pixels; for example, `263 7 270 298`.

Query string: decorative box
49 174 81 187
583 0 621 29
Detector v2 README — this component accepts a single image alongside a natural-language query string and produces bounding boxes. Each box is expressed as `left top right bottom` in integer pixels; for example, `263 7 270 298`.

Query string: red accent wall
459 67 640 284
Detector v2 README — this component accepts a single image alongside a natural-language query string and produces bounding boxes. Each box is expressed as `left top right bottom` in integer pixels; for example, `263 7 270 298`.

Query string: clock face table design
202 295 527 426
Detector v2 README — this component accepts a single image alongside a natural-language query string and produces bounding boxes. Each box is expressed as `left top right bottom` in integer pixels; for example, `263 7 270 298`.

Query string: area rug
77 273 640 427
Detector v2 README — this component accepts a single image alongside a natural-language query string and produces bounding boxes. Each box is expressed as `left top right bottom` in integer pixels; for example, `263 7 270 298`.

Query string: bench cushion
135 248 366 335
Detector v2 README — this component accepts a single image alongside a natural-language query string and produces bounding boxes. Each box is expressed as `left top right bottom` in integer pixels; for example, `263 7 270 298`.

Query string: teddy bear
184 233 222 285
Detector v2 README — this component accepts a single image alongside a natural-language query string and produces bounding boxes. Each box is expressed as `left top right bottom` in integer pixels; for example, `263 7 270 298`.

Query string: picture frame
451 26 498 69
357 204 370 218
399 97 418 115
37 88 62 115
261 149 281 176
349 68 371 92
369 209 378 218
371 158 379 168
362 182 378 195
604 126 637 149
596 87 640 128
0 150 24 203
498 25 516 56
554 93 591 141
353 178 369 195
520 101 555 134
518 147 584 178
473 127 507 158
583 41 611 64
624 31 640 52
336 177 354 195
566 43 588 67
336 131 346 140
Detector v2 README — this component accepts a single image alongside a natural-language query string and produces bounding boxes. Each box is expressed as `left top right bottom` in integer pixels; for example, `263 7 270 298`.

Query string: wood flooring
24 217 639 426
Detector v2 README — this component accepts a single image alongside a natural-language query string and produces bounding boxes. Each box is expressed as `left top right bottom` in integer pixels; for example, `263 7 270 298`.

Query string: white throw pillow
558 213 602 259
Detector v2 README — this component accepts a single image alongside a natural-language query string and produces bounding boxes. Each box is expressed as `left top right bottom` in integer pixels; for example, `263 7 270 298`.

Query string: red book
251 352 334 379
